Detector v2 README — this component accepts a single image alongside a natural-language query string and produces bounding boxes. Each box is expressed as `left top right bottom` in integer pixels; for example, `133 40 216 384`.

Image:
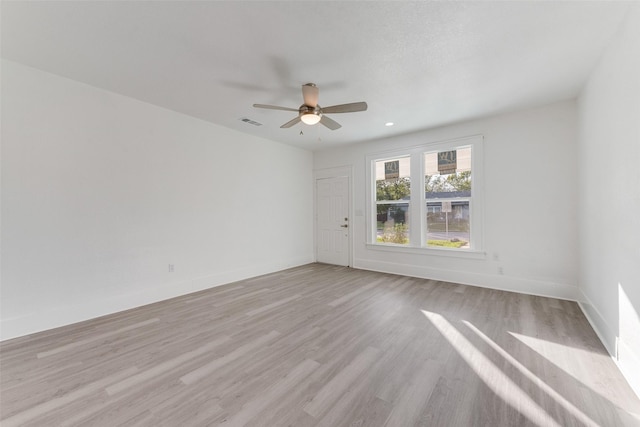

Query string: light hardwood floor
1 264 639 426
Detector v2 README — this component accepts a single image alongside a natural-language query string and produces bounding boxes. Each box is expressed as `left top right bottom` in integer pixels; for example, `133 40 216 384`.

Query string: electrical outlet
498 267 504 275
493 252 500 261
169 264 174 273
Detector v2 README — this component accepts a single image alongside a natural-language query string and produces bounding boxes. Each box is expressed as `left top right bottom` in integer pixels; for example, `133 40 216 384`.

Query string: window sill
366 243 486 260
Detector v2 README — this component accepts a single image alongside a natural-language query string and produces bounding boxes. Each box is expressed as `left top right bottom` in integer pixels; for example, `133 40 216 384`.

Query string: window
375 157 411 245
367 135 483 255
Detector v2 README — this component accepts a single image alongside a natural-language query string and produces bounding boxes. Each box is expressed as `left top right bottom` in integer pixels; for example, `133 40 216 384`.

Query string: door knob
340 224 348 228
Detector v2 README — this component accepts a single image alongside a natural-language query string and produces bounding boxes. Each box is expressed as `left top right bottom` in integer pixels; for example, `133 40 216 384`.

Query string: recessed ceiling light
385 122 394 127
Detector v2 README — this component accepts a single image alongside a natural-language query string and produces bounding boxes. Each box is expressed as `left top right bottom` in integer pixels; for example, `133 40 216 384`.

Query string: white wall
1 60 314 340
577 5 640 396
315 100 579 300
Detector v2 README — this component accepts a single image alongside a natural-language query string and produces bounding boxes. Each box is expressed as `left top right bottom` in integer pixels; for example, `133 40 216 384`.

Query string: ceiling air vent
240 117 262 126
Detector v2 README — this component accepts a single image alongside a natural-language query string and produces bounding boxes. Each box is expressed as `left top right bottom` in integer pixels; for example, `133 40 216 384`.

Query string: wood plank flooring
1 264 639 426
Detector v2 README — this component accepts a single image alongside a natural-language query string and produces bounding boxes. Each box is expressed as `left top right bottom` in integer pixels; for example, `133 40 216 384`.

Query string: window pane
426 201 469 248
425 146 471 250
375 157 410 245
424 147 471 197
375 157 411 202
376 203 410 244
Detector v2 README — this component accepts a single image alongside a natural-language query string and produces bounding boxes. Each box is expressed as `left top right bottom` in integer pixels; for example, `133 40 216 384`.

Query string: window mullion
409 152 422 247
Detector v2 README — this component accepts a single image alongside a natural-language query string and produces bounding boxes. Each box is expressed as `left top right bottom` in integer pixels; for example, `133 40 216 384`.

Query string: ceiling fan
253 83 367 130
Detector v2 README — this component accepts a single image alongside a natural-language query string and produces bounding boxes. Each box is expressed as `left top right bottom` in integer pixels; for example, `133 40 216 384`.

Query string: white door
316 176 350 266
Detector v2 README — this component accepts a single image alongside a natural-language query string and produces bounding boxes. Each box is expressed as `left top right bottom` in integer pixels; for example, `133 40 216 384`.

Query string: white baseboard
617 338 640 399
576 294 616 355
577 290 640 399
353 258 579 301
0 256 314 342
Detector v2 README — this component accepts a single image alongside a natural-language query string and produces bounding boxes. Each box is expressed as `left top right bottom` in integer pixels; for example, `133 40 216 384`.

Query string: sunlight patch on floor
421 310 560 427
508 331 610 390
464 321 599 427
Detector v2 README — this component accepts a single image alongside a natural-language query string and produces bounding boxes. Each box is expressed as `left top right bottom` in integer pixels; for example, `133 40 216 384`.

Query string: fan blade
320 115 341 130
253 104 299 112
280 116 302 128
321 102 368 114
302 83 319 107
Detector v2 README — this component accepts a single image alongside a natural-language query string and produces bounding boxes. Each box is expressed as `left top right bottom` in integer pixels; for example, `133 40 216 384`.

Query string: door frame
314 166 353 267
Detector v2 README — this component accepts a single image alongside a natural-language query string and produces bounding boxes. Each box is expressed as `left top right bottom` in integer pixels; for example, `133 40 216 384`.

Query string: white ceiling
1 1 632 150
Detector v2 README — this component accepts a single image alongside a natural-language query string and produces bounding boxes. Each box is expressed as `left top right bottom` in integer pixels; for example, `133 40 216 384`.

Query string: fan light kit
301 112 321 125
253 83 367 130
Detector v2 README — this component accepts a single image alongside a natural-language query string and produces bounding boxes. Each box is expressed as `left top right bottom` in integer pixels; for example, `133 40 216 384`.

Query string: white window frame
366 135 485 259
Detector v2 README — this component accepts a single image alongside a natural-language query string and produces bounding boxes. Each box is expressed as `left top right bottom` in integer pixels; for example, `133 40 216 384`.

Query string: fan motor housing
299 104 322 115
